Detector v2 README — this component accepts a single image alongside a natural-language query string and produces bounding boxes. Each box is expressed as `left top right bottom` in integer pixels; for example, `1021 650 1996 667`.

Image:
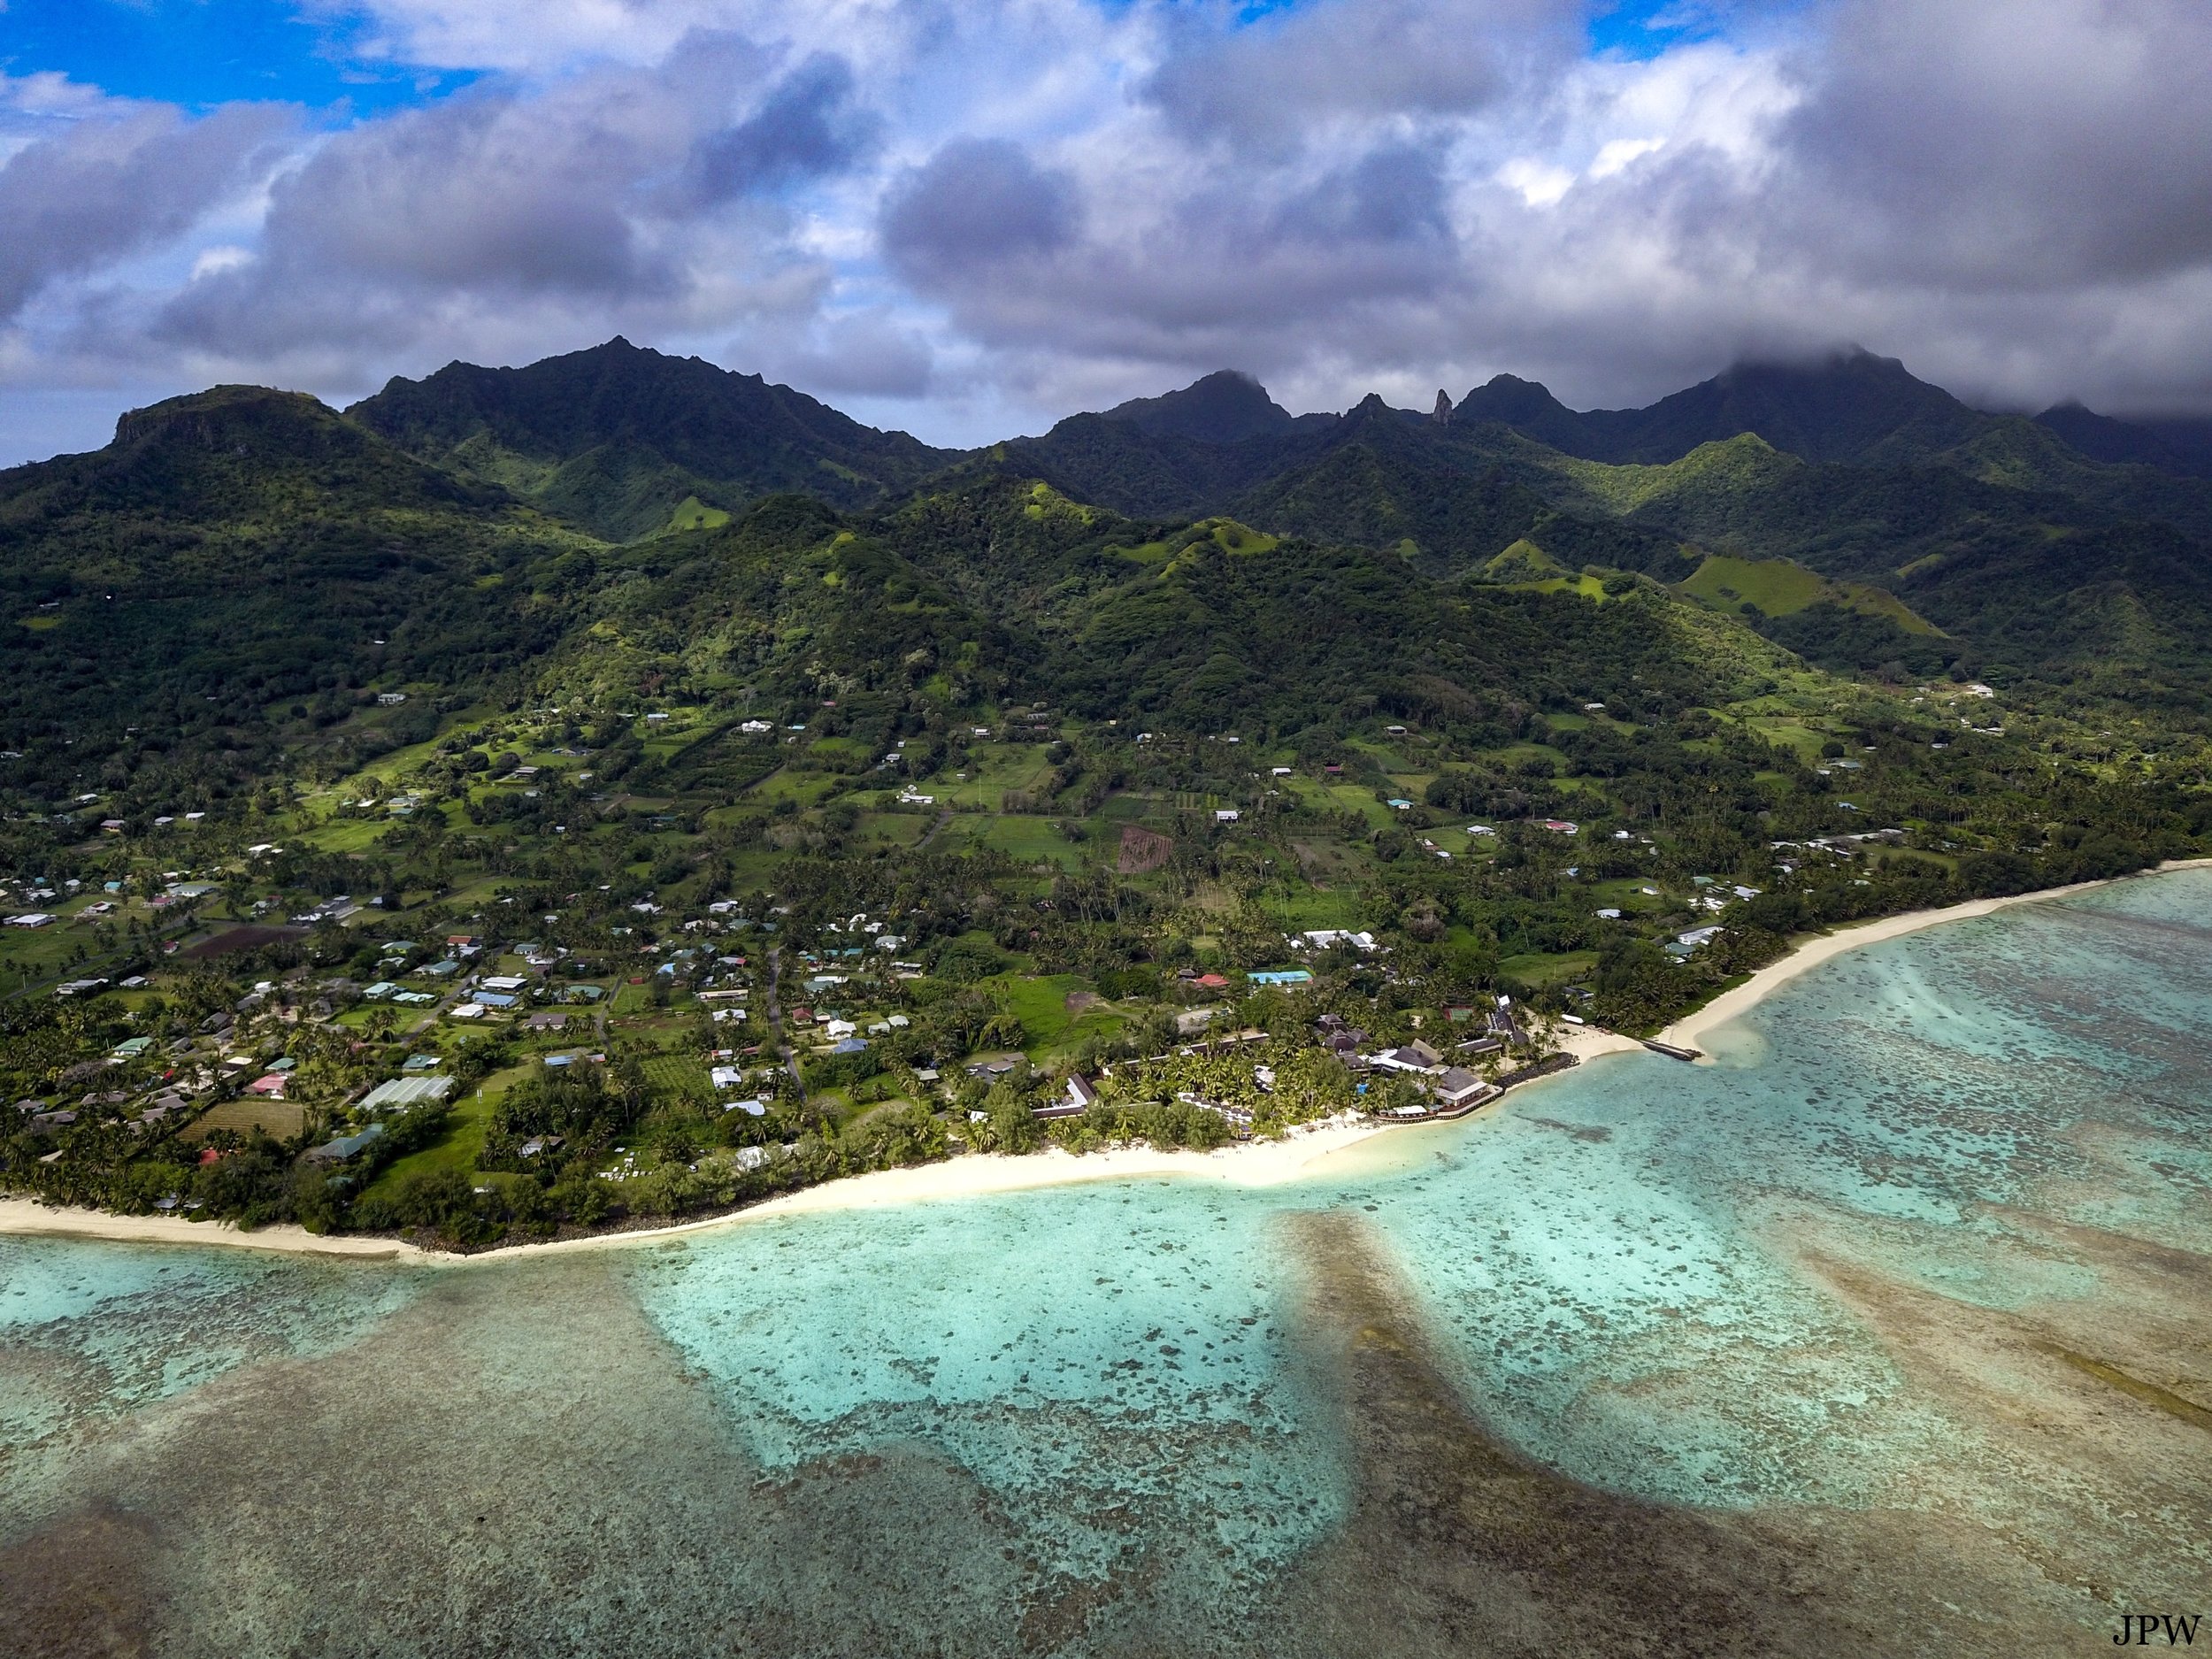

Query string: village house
1432 1068 1492 1111
1371 1039 1444 1074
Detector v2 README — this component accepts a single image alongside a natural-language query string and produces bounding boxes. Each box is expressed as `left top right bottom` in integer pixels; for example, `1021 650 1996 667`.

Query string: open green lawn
1498 949 1599 989
979 816 1093 868
854 810 932 848
360 1064 531 1194
1589 877 1672 913
1284 777 1399 830
978 972 1126 1056
1263 883 1365 929
744 768 846 810
298 816 390 855
0 910 160 987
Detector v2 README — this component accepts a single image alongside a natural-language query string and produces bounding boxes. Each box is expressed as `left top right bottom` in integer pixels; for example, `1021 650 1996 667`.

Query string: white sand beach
0 1119 1394 1265
0 1199 430 1259
1553 1025 1645 1063
486 1116 1396 1259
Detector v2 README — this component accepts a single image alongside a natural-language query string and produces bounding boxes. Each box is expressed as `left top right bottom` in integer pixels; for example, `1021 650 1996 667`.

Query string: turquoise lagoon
5 872 2210 1655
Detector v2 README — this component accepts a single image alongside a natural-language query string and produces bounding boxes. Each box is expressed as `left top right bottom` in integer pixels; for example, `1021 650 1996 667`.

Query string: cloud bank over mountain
4 0 2211 462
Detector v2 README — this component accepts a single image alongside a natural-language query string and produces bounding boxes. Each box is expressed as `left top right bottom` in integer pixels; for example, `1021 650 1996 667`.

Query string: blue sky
0 0 466 114
1 0 2208 466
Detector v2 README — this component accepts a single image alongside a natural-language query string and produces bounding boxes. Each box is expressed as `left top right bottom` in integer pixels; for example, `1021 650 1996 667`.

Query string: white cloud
188 245 255 280
1496 157 1578 207
1588 135 1663 178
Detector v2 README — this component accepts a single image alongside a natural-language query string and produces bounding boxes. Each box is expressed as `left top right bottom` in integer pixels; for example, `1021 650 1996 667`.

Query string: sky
4 0 2212 465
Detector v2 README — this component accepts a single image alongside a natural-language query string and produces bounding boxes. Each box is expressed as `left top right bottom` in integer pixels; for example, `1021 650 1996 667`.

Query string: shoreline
0 1118 1395 1266
1658 856 2212 1056
477 1116 1394 1261
0 1201 432 1260
6 859 2202 1263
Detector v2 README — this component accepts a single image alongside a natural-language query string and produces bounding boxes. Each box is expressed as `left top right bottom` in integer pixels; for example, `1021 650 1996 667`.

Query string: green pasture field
1512 572 1611 603
1284 778 1399 830
931 743 1054 811
1263 884 1365 929
854 811 932 848
299 817 390 855
1680 553 1940 636
743 768 845 810
661 496 731 534
974 972 1122 1055
360 1064 530 1195
641 1054 710 1102
1497 950 1599 989
1589 877 1672 913
1746 715 1828 761
979 816 1095 868
1094 792 1157 822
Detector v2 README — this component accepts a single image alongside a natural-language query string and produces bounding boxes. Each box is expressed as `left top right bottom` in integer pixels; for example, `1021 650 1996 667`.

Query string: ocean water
5 872 2211 1655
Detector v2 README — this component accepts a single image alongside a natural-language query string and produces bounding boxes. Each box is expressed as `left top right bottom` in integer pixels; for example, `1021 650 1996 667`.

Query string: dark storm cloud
685 54 878 204
1143 0 1576 146
152 31 848 361
898 0 2212 421
1269 145 1453 248
1780 0 2212 289
867 128 1463 389
879 138 1081 289
0 101 290 321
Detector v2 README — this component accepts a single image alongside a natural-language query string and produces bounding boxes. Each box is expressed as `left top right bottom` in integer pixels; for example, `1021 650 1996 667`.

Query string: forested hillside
0 386 584 812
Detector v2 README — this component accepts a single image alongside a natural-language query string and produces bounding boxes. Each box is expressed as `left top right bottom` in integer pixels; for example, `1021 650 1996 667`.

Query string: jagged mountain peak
1100 370 1297 444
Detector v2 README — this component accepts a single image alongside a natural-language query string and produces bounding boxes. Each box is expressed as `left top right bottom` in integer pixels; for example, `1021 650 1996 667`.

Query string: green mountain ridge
349 337 958 541
9 338 2212 819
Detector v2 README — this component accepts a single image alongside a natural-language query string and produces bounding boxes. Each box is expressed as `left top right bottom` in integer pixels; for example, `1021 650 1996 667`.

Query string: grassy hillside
1679 553 1940 635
